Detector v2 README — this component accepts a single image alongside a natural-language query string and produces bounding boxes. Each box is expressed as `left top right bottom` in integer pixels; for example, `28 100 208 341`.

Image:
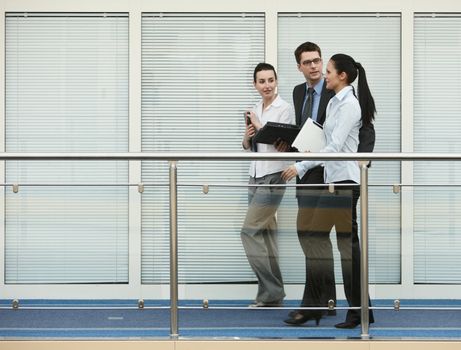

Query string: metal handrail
0 151 461 161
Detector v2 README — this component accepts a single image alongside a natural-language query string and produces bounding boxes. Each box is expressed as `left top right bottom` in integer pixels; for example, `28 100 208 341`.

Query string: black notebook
253 121 300 145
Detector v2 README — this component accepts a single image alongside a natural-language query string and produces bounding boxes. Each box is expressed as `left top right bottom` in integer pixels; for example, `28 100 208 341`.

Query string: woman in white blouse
282 54 376 328
241 63 295 307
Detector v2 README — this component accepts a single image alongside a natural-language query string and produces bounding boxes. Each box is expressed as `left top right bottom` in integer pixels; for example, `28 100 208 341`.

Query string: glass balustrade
0 155 460 341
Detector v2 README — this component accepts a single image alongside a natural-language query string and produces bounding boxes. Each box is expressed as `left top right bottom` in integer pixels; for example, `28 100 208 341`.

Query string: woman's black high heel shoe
284 311 322 326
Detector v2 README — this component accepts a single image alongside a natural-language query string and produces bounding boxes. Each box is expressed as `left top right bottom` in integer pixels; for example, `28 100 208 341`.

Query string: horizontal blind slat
277 14 401 283
5 15 129 284
413 15 461 283
141 13 264 284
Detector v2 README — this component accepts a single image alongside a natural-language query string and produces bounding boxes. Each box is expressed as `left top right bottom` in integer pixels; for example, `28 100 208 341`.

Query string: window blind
414 14 461 283
141 13 265 283
5 13 129 283
277 13 401 283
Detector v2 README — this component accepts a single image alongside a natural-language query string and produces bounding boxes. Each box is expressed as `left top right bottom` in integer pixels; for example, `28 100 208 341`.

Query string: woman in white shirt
281 54 376 328
241 63 295 307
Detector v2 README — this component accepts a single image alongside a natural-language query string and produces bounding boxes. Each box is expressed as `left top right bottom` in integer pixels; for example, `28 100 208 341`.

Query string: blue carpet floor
0 299 460 339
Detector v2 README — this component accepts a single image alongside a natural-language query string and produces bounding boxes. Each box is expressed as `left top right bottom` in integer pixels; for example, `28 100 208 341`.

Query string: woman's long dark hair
330 54 376 126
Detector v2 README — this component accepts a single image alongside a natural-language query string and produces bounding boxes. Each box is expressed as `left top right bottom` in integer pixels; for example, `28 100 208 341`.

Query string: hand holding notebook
252 121 300 145
291 118 326 152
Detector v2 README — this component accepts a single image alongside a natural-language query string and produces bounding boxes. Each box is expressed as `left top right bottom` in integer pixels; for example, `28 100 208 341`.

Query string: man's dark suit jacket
292 81 375 186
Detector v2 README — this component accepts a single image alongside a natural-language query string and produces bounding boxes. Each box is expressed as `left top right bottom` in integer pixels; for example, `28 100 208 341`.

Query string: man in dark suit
282 42 375 327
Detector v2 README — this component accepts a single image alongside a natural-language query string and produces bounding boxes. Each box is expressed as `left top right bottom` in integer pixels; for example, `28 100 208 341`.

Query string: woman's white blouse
248 95 295 178
294 85 362 184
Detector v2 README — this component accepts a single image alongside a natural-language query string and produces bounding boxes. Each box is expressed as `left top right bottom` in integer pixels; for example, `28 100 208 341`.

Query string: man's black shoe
334 321 360 329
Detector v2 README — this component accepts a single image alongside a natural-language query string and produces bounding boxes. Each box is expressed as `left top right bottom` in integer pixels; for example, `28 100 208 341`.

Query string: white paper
292 118 326 152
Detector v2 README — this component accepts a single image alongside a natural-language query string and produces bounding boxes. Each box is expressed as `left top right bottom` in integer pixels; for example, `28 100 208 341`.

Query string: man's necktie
301 87 314 126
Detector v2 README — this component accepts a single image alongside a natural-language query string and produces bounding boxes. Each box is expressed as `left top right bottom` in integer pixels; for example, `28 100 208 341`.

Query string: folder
291 118 326 152
252 121 300 145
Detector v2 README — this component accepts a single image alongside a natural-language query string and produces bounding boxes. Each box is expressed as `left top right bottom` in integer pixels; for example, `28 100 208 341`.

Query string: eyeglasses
301 57 322 66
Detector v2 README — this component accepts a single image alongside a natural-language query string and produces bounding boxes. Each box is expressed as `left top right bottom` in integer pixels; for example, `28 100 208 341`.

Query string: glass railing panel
371 178 461 339
176 176 372 337
367 305 461 339
176 176 290 337
2 177 171 339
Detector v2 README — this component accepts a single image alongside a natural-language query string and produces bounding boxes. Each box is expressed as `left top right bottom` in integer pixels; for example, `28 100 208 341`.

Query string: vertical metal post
360 163 370 338
169 160 179 338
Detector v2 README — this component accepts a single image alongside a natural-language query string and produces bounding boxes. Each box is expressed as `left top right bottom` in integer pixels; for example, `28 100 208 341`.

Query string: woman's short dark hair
253 63 277 82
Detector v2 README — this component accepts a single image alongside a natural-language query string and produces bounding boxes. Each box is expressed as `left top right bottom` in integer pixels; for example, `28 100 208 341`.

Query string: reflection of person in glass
282 54 376 328
241 63 295 307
